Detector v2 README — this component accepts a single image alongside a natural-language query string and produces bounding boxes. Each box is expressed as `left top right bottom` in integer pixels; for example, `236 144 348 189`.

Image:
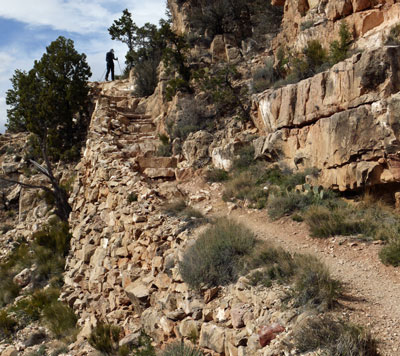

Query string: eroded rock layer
252 46 400 191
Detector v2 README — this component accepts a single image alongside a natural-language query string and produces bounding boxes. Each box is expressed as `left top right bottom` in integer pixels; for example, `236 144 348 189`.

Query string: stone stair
95 84 177 180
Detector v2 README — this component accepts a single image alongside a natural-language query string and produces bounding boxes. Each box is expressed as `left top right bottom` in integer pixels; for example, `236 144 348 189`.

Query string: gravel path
229 208 400 356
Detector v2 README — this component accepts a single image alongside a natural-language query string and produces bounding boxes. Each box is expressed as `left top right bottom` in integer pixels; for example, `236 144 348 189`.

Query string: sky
0 0 167 133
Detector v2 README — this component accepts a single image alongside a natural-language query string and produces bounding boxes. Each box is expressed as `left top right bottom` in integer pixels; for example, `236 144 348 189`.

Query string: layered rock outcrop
272 0 400 53
62 81 310 356
252 46 400 191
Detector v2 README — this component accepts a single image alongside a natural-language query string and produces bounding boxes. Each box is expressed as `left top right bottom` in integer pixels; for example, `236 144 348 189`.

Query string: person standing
105 49 118 81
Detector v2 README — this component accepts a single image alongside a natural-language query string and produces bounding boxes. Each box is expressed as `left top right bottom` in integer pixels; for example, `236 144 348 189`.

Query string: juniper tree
4 36 91 221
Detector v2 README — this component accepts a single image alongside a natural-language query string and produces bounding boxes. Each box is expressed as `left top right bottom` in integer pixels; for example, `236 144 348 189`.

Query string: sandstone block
352 0 371 12
143 168 176 179
199 323 225 353
13 268 31 287
1 347 18 356
231 304 250 329
258 323 285 347
125 282 150 302
179 319 200 338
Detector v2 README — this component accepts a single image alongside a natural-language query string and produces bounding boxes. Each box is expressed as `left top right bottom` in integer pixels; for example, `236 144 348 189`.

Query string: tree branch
0 176 51 192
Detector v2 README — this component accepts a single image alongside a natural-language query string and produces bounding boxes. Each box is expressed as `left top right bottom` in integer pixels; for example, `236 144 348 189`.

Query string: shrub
300 20 314 31
248 246 341 309
27 346 47 356
133 59 159 97
31 217 71 285
305 203 400 241
127 192 138 203
163 199 204 220
222 170 267 207
1 224 13 234
180 218 257 289
130 331 155 356
193 64 250 120
0 310 17 339
304 40 328 75
379 239 400 266
0 242 31 307
12 288 59 324
166 99 210 141
206 168 229 182
160 342 204 356
268 192 315 219
232 145 255 172
293 254 341 309
89 323 121 355
386 23 400 45
293 316 379 356
247 245 297 286
305 205 364 238
252 58 277 93
42 301 78 339
157 142 172 157
330 21 353 64
50 347 69 356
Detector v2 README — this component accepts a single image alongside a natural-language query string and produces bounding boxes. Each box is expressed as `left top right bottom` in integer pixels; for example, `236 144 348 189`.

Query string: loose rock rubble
59 81 319 356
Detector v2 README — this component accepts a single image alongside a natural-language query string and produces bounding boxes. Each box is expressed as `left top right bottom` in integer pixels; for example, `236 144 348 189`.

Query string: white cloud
0 97 7 131
0 0 166 34
0 0 166 133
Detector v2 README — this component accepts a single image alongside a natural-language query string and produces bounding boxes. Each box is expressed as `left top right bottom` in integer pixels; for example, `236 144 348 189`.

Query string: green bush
252 58 277 93
248 246 341 309
12 288 60 325
89 323 121 355
305 205 364 238
206 168 229 182
386 23 400 45
163 199 204 220
304 39 328 75
300 20 314 31
42 301 78 340
293 254 341 309
180 218 257 289
156 142 172 157
222 170 267 208
127 192 138 203
27 345 47 356
232 145 255 172
268 192 315 219
133 59 159 97
330 21 353 64
293 316 379 356
160 342 204 356
305 203 400 241
0 310 17 339
379 239 400 266
247 246 297 287
0 242 31 307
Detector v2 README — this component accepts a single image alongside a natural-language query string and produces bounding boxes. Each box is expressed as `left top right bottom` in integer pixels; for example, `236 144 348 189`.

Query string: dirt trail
191 185 400 356
229 207 400 356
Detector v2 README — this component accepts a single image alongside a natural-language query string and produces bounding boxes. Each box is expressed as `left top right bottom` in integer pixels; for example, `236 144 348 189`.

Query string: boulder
13 268 31 287
182 131 213 169
199 323 225 353
258 323 285 347
1 347 18 356
211 35 227 62
231 304 250 329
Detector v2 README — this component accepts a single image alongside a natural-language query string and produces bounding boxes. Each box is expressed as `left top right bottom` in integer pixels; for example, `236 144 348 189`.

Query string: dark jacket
106 51 116 64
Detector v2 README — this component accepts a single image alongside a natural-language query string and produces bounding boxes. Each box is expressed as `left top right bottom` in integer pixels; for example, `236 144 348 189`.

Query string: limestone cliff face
253 46 400 191
272 0 400 53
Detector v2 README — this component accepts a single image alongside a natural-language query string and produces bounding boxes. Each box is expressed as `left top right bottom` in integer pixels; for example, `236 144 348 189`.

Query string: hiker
105 49 118 81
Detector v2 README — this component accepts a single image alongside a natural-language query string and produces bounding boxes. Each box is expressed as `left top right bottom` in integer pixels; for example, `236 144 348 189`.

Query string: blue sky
0 0 167 132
